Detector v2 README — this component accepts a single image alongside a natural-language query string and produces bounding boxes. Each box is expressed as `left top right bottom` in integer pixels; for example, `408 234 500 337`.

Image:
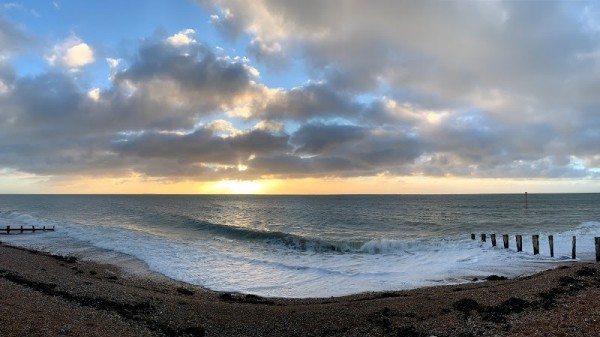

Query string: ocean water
0 194 599 298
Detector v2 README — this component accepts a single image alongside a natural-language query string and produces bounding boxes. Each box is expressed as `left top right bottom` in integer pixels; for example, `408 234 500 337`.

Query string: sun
211 180 263 194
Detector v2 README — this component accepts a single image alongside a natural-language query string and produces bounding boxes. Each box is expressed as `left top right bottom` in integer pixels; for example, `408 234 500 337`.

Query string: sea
0 194 599 298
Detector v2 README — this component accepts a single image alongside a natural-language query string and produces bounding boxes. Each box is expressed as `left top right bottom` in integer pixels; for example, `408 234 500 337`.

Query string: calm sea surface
1 194 599 297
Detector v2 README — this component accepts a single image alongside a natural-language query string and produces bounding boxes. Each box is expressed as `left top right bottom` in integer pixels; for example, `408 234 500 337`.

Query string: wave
0 211 52 227
170 214 461 254
175 216 362 252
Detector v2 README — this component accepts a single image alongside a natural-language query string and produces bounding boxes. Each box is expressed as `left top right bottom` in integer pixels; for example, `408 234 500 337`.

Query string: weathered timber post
595 237 600 262
572 236 576 259
503 234 509 249
481 233 486 242
516 235 523 252
43 226 46 231
20 225 23 233
32 226 36 233
491 234 497 247
532 235 539 255
471 233 475 240
548 235 554 257
6 226 10 234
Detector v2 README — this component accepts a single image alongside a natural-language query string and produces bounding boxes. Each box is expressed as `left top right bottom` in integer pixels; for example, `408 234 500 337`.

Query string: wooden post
532 235 539 255
43 226 46 231
32 226 36 233
20 226 23 233
595 238 600 262
491 234 497 247
471 233 475 240
516 235 523 252
503 234 509 248
572 236 576 259
6 226 10 234
525 192 528 209
548 235 554 257
481 233 486 242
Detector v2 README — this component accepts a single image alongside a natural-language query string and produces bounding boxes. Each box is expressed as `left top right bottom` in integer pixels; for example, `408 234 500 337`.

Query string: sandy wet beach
1 242 600 337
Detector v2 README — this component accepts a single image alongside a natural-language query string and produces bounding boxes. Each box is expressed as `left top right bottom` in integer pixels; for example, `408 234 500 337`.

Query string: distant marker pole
525 192 528 209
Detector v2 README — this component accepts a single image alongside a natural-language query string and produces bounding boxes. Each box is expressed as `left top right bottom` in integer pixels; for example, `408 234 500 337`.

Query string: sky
1 0 599 194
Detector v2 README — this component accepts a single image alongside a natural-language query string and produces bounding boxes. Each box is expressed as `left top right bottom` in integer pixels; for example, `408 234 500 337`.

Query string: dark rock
177 287 194 296
51 254 76 263
219 293 234 301
485 275 508 281
378 292 401 298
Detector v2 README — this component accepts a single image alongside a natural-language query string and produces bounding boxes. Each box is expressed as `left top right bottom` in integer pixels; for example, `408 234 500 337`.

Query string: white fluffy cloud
166 29 197 46
47 36 94 71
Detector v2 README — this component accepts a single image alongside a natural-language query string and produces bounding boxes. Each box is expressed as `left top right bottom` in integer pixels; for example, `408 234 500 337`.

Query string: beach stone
485 275 508 281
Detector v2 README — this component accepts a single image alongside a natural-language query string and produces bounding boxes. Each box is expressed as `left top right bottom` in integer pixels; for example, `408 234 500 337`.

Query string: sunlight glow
212 180 263 194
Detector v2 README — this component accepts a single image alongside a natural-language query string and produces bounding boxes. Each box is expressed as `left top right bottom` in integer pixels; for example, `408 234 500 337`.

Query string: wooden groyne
0 225 55 234
472 233 600 262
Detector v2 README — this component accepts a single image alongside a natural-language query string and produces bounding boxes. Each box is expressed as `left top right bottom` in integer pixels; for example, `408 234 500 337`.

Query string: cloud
166 29 197 46
112 39 261 115
291 123 367 155
0 15 32 56
46 36 94 71
201 1 600 111
252 82 362 121
2 9 600 186
195 0 600 179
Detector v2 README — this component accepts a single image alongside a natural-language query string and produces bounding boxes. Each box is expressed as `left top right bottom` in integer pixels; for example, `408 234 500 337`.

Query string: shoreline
1 243 600 336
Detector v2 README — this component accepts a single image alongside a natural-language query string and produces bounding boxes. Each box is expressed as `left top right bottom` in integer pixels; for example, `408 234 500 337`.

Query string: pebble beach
1 243 600 337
